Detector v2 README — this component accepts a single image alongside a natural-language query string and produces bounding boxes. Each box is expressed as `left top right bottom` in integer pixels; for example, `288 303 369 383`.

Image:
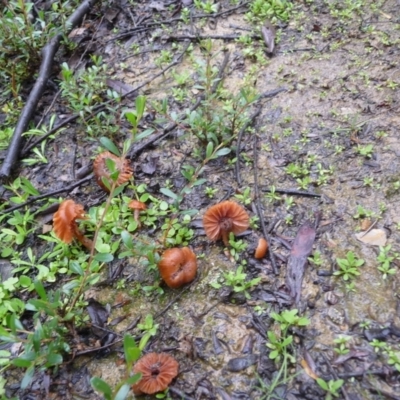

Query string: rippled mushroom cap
53 199 86 243
132 352 179 395
158 247 197 288
203 201 250 246
93 151 133 192
128 199 147 211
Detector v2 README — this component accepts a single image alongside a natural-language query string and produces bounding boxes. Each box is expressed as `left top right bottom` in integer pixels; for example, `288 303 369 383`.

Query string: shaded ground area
1 0 400 399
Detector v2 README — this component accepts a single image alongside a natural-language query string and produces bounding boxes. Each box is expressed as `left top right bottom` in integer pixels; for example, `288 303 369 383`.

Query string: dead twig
253 134 278 275
165 34 247 41
0 0 100 180
261 187 321 197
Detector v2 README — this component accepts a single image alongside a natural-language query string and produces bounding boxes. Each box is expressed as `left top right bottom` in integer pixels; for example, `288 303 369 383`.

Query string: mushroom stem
72 225 93 250
133 209 141 228
222 231 230 247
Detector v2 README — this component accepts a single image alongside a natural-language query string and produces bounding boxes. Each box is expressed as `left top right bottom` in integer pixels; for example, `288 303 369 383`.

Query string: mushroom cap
254 238 268 259
93 151 133 192
203 201 250 242
132 352 179 395
128 199 147 211
158 247 197 288
53 199 86 243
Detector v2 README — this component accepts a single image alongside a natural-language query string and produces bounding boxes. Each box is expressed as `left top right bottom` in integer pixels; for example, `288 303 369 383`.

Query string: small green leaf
70 261 84 276
91 377 112 400
193 178 206 187
135 128 155 142
124 334 141 364
126 373 142 385
20 178 40 196
34 281 47 301
135 95 146 121
45 353 63 367
316 378 328 390
19 275 32 287
12 358 32 368
101 176 111 191
21 366 35 389
121 230 133 248
111 183 128 197
206 142 214 159
124 111 137 127
160 188 178 200
214 148 231 157
100 137 120 156
62 280 81 291
96 242 111 253
114 384 130 400
94 253 114 262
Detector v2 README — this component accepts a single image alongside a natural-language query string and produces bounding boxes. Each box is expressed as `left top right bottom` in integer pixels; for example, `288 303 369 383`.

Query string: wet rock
226 354 258 372
241 334 254 354
326 307 345 325
324 291 339 305
364 327 391 341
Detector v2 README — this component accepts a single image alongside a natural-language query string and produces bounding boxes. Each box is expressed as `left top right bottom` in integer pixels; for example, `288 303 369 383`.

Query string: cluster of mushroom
53 152 146 251
53 153 269 276
52 153 271 396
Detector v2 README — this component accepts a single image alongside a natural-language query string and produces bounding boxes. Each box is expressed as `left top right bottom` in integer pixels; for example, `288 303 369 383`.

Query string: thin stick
253 134 278 275
261 187 321 197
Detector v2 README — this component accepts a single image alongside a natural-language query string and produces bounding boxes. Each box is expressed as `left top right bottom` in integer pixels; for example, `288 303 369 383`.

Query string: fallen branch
0 0 100 180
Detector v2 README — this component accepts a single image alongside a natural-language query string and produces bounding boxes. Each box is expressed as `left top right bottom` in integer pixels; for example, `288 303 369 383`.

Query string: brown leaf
300 359 319 380
355 229 387 246
286 221 316 304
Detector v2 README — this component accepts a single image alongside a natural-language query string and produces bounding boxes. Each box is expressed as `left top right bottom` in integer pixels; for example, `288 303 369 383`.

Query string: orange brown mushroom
53 199 93 250
202 201 250 246
132 352 179 395
158 247 197 288
254 238 268 259
128 199 147 228
93 151 133 192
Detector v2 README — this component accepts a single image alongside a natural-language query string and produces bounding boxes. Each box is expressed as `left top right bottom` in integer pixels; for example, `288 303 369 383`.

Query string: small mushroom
53 199 93 250
128 199 147 228
93 151 133 192
158 247 197 288
203 201 250 246
254 238 268 259
132 352 179 395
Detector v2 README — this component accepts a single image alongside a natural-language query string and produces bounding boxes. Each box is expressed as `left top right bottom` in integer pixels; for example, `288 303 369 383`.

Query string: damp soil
2 0 400 399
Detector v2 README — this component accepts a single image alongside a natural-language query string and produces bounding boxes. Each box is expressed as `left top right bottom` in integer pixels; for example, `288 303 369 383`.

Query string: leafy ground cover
0 0 400 399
